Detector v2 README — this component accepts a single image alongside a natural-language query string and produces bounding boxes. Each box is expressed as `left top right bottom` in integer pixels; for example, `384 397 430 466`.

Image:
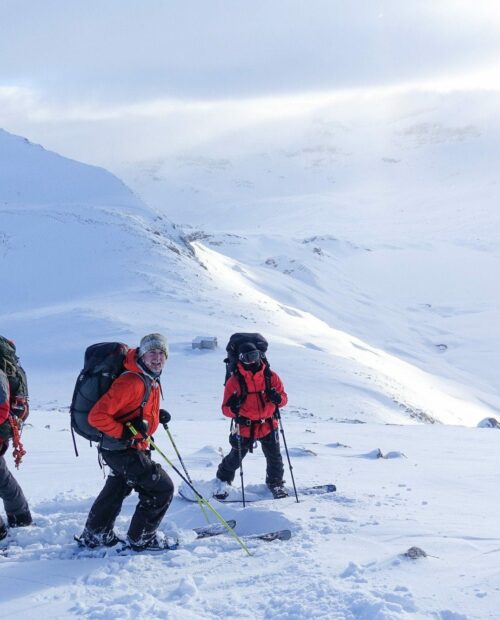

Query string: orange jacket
0 371 9 426
88 348 161 450
222 363 287 439
0 371 10 453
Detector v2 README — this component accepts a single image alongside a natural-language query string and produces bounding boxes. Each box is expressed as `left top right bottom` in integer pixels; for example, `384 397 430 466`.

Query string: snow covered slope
0 129 198 401
0 128 140 209
1 128 499 619
3 408 500 620
1 126 498 423
118 89 500 424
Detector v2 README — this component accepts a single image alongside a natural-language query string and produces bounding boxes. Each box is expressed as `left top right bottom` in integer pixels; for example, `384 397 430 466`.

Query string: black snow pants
85 448 174 544
216 429 285 487
0 455 30 530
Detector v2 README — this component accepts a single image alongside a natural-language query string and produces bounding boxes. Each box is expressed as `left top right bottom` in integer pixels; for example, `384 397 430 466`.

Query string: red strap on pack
8 416 26 469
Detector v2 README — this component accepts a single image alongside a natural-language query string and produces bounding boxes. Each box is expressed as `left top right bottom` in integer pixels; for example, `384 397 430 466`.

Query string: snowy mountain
0 129 197 401
1 128 499 619
118 90 500 426
0 128 140 208
2 123 499 420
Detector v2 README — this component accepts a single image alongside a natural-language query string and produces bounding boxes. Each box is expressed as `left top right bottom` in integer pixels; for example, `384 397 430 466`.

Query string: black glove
11 396 29 422
159 409 171 426
267 388 282 405
121 418 148 440
226 392 241 415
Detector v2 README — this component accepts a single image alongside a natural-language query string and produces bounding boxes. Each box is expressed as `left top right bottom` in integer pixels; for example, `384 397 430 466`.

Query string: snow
2 411 499 619
0 127 499 619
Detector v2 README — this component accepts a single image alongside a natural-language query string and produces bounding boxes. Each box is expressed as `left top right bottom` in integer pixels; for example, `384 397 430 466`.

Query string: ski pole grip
126 422 148 440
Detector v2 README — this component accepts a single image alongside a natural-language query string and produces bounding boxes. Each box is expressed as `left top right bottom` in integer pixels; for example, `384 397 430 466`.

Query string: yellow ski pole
163 423 210 524
127 423 251 556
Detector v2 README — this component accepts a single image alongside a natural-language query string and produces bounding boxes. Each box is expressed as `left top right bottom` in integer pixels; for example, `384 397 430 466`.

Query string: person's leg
84 474 131 534
0 515 7 540
79 450 134 546
0 455 31 526
107 450 174 547
216 434 252 483
260 431 285 488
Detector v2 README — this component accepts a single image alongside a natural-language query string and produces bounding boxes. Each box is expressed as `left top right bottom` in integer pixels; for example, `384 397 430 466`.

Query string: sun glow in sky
1 1 500 167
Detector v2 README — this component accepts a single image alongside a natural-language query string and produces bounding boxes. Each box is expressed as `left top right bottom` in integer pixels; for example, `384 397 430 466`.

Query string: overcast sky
1 1 499 166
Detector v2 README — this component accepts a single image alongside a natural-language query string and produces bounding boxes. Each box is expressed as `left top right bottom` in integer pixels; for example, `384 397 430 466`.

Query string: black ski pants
85 448 174 544
216 429 285 487
0 455 30 531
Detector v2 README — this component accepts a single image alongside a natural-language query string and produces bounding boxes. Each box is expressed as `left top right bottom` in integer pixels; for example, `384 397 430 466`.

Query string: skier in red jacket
215 342 289 499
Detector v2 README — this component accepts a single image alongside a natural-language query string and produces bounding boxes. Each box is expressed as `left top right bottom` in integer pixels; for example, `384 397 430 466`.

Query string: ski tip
307 483 336 494
256 529 292 542
192 519 237 538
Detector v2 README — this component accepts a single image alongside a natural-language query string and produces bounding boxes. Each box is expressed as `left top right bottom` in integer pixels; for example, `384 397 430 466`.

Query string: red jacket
222 363 288 439
0 371 10 452
0 371 9 426
88 348 161 450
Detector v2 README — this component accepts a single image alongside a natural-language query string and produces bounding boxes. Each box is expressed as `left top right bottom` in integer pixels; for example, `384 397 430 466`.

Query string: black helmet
238 342 261 365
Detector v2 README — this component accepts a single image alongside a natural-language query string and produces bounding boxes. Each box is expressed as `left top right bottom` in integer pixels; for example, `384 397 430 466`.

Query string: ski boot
269 483 289 499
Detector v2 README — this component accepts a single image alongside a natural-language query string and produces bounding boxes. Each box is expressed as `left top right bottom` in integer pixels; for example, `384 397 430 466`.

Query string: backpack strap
233 369 248 404
115 372 153 420
232 360 273 406
263 359 273 393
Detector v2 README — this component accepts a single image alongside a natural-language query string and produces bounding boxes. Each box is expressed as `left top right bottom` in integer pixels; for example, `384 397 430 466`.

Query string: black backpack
0 336 29 421
224 333 268 382
224 333 273 402
70 342 151 446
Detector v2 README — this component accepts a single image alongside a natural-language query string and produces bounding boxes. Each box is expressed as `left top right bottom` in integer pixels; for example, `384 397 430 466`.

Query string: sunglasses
239 350 261 364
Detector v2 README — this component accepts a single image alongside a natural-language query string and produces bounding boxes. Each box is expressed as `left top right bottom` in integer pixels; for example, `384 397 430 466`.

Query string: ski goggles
238 349 261 365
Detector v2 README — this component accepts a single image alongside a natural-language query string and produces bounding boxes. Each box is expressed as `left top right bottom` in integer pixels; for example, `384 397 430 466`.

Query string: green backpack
0 336 29 421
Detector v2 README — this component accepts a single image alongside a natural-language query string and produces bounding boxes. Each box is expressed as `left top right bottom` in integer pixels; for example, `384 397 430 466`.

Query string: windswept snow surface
1 128 499 618
1 410 500 619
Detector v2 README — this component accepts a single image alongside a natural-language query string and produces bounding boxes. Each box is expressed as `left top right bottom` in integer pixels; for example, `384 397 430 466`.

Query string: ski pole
274 409 299 503
235 421 246 507
163 423 210 524
127 422 251 556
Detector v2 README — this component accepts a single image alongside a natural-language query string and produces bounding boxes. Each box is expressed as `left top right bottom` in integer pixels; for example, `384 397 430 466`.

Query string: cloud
2 1 500 104
2 1 500 168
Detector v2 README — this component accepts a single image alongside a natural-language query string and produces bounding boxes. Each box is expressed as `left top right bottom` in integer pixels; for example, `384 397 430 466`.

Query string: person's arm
0 373 10 425
88 374 145 438
269 372 288 408
0 373 12 444
221 377 241 419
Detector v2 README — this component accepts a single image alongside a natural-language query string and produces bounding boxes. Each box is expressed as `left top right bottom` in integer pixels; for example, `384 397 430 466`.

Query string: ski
115 541 179 554
301 483 336 496
114 522 290 553
179 483 336 504
193 519 236 539
247 529 292 542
